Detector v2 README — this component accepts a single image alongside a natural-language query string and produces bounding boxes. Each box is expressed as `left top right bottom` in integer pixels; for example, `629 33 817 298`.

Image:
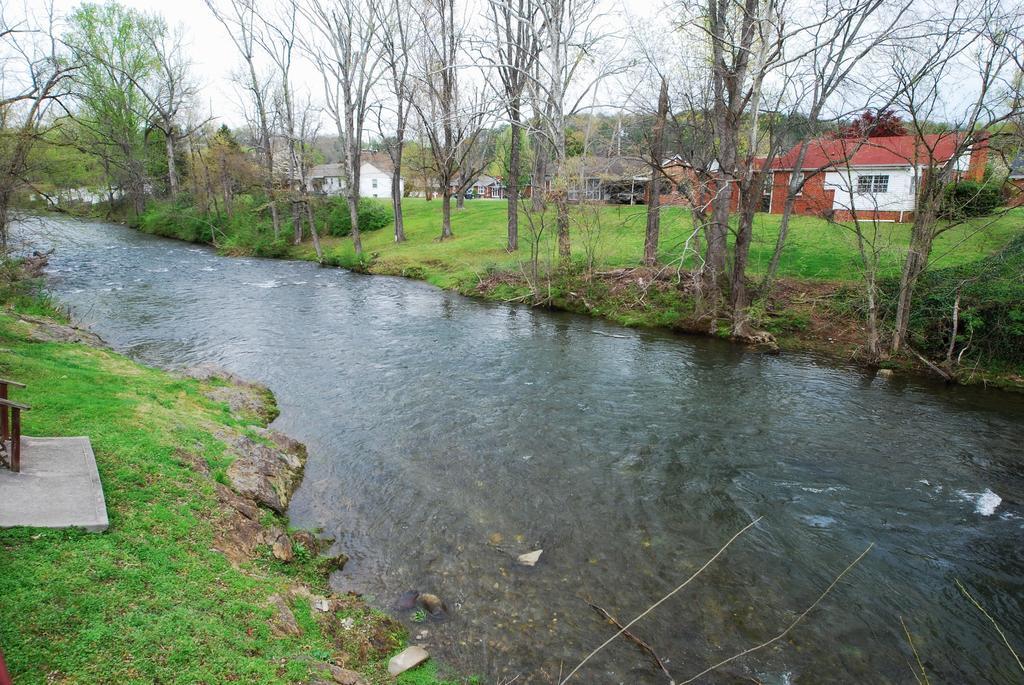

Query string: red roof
772 133 967 170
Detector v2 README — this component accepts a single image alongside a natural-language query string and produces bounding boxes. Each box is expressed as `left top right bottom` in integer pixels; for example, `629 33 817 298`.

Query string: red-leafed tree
835 109 908 138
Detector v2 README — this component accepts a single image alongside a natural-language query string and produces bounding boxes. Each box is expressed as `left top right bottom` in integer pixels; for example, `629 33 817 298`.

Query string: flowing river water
19 216 1024 684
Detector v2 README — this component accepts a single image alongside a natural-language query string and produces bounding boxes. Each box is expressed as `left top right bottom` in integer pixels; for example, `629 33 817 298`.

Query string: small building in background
1008 153 1024 208
307 152 403 199
767 133 989 222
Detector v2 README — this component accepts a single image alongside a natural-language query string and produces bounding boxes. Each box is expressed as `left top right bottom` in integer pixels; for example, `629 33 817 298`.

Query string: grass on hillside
0 292 462 684
288 199 1023 289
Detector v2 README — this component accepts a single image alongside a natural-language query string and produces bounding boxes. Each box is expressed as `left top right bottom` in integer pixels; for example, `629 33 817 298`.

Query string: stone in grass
517 549 543 567
387 646 430 676
309 661 367 685
268 594 302 637
272 533 294 562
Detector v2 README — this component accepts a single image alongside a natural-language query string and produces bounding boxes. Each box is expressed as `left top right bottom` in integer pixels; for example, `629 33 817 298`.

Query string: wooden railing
0 379 29 473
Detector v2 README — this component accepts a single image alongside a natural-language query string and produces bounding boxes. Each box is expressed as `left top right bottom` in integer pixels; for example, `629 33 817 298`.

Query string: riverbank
283 200 1024 391
0 281 460 683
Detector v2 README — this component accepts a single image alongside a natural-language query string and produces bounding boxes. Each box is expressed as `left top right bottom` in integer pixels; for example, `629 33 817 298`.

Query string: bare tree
302 0 382 256
760 0 911 290
643 77 669 266
484 0 542 252
135 20 203 200
411 0 492 241
206 0 281 237
886 0 1022 354
530 0 617 267
373 0 418 243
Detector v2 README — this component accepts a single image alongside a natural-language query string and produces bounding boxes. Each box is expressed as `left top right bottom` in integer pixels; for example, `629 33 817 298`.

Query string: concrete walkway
0 436 108 532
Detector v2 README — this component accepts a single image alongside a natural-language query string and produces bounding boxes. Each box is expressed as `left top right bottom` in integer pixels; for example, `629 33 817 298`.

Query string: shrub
138 200 216 243
940 180 1002 219
891 233 1024 366
317 197 393 236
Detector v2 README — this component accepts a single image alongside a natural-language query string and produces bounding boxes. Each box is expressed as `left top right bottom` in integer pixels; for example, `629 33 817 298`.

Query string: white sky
42 0 660 132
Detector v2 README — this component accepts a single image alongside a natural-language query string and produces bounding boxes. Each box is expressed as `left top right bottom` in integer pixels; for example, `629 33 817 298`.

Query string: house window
794 172 809 196
372 178 378 189
857 174 889 194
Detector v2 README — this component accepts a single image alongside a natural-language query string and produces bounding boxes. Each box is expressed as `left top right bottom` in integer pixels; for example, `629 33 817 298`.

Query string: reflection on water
22 216 1024 684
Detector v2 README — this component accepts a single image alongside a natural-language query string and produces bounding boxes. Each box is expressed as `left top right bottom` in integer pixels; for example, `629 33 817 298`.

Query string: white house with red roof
767 133 988 221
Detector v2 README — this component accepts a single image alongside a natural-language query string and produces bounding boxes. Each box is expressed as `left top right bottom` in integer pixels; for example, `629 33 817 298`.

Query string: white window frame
857 174 889 194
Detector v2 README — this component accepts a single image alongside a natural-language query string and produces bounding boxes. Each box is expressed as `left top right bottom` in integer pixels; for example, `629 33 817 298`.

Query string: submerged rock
517 549 543 567
417 593 447 617
387 646 429 676
394 590 420 611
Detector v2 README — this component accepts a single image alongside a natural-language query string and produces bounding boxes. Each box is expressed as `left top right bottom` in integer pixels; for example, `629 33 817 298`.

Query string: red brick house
661 134 990 221
1007 154 1024 208
766 133 989 221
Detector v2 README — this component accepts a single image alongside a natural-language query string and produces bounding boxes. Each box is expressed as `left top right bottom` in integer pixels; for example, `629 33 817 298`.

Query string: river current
20 216 1024 684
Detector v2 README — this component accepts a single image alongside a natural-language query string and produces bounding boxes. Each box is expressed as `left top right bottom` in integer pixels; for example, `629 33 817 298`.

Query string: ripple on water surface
19 216 1024 684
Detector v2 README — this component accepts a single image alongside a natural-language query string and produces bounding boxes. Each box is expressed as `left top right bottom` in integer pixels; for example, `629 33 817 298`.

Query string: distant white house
307 153 404 199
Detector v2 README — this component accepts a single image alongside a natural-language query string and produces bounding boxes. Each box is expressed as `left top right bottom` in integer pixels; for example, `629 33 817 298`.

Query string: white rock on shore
387 645 429 676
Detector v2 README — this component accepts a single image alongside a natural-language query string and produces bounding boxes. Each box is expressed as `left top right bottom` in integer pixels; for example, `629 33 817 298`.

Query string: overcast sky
42 0 659 132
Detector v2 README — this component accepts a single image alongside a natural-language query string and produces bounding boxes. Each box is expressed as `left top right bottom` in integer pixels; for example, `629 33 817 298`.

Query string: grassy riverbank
0 284 460 683
285 199 1024 387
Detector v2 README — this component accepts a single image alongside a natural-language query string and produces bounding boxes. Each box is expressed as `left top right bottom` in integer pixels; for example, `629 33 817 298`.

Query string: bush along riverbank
50 197 1024 390
0 271 464 684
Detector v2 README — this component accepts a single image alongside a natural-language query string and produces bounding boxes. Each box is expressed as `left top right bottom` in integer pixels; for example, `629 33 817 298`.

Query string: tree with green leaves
65 2 161 218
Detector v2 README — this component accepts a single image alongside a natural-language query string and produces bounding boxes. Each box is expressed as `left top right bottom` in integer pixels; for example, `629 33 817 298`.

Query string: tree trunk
706 176 730 283
531 138 547 212
304 200 323 263
644 79 669 267
730 199 757 336
456 186 465 210
270 201 281 239
891 228 931 353
440 189 453 239
165 132 179 200
392 163 405 242
292 200 303 244
556 190 570 266
348 193 363 256
507 111 522 252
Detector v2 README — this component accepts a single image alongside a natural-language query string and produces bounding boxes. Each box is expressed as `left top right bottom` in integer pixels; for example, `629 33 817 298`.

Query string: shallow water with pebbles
21 215 1024 684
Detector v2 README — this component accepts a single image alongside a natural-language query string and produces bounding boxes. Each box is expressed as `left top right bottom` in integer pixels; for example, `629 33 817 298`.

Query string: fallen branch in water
585 599 673 683
900 615 930 685
955 578 1024 674
677 542 875 684
559 516 763 684
905 345 955 382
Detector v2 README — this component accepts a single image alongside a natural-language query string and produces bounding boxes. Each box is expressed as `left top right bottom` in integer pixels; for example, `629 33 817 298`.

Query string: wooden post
11 408 20 473
0 383 7 445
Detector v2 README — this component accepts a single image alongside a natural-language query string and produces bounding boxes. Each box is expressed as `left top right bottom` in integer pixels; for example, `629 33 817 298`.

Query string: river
19 216 1024 684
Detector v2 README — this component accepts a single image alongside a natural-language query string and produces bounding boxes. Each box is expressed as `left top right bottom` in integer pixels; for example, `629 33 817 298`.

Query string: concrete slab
0 436 109 532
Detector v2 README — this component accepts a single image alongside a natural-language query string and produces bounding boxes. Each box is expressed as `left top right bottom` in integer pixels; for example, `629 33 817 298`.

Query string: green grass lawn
290 199 1023 288
0 304 460 684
